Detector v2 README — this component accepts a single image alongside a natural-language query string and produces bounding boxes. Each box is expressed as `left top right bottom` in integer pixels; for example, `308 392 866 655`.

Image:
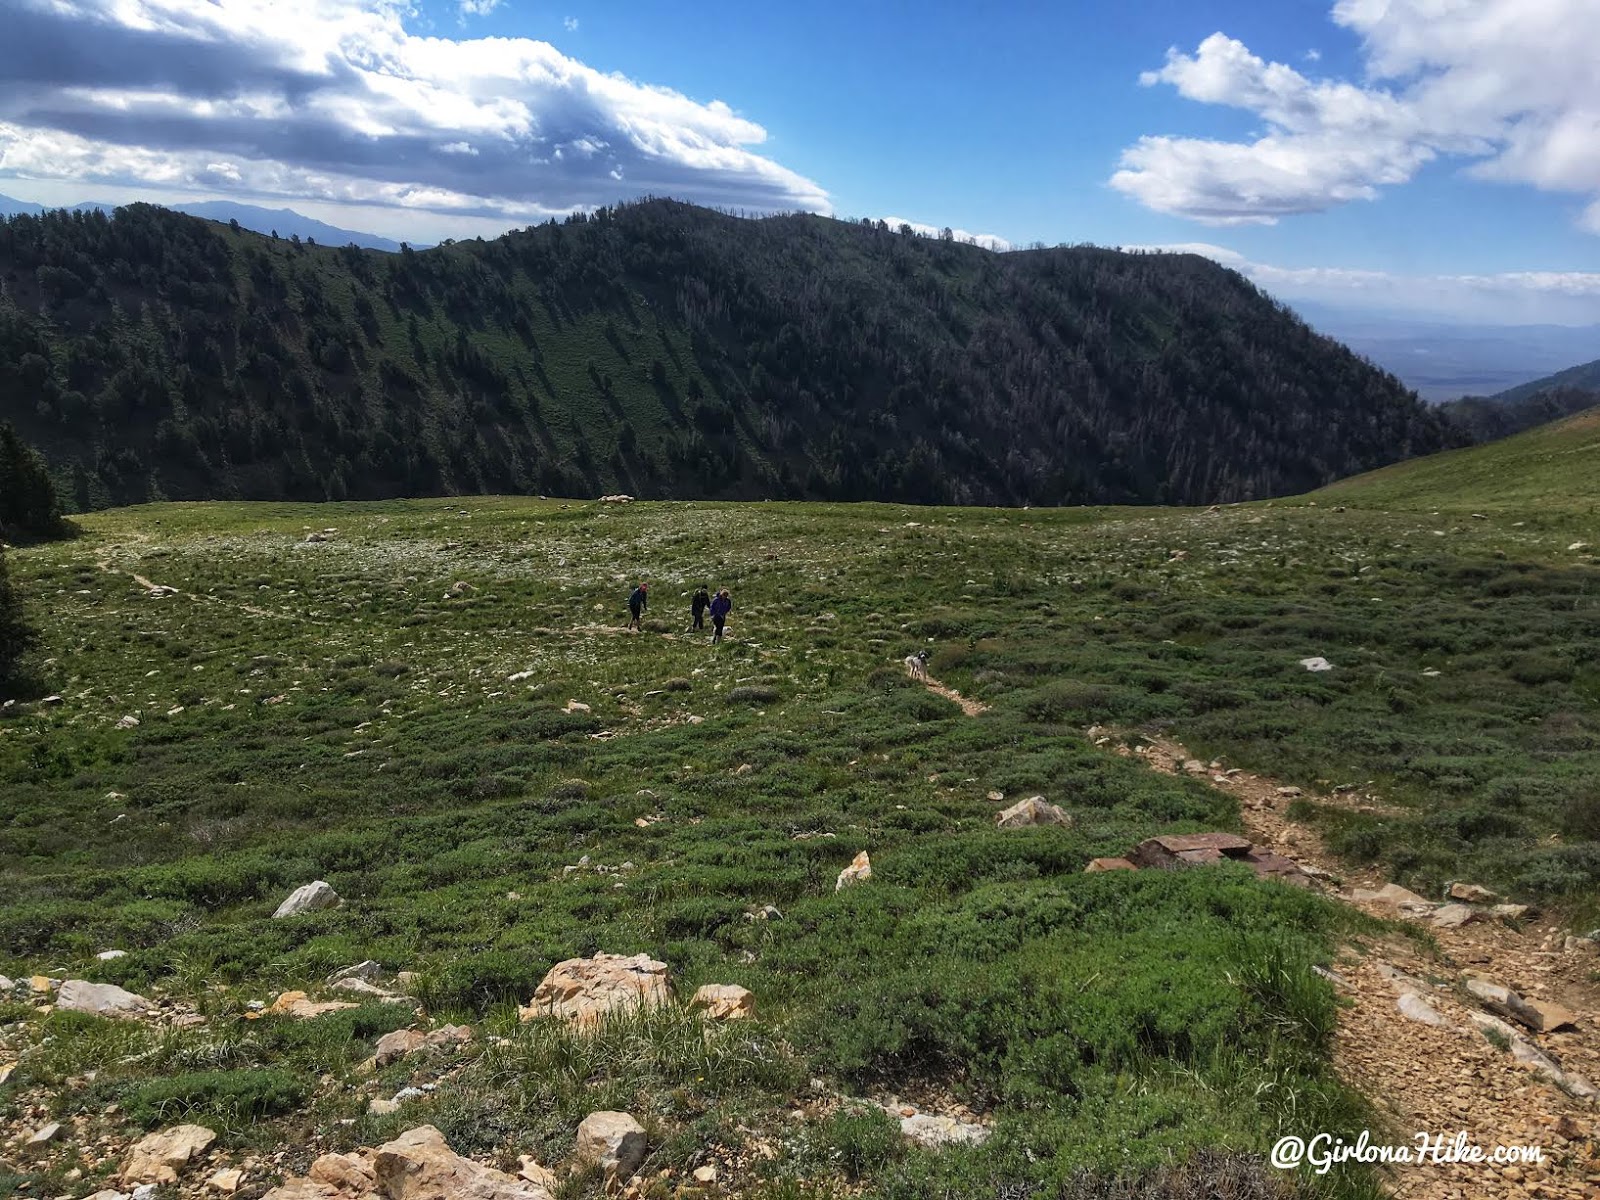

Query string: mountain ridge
0 198 1456 509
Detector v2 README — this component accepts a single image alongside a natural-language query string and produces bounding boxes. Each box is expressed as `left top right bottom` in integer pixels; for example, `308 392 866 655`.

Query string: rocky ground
1096 727 1600 1200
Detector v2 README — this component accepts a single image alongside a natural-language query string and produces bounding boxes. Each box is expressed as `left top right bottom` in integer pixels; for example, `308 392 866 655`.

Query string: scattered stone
573 1112 647 1183
1084 856 1137 872
328 961 384 985
1131 832 1252 869
272 881 340 918
520 953 672 1026
1275 786 1303 798
116 715 140 729
375 1030 427 1068
1397 991 1453 1029
267 991 358 1020
1564 935 1598 956
835 850 873 890
691 984 755 1021
986 791 1003 801
1312 965 1352 989
207 1169 244 1194
1350 883 1435 912
745 905 782 921
517 1158 555 1191
564 700 591 714
995 796 1072 829
1431 903 1488 929
96 950 128 961
1492 903 1532 921
55 979 152 1018
1299 656 1334 672
1448 882 1498 903
123 1125 217 1184
897 1113 990 1150
692 1165 717 1183
368 1099 401 1117
1464 978 1579 1032
28 1121 63 1146
332 977 405 1000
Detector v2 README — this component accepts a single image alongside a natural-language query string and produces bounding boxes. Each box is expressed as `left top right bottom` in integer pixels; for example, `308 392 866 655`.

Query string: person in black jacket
626 582 648 630
690 585 710 631
709 588 732 643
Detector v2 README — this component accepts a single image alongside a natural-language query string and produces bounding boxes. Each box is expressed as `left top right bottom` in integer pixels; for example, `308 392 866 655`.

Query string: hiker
709 587 732 644
626 581 648 630
690 585 710 631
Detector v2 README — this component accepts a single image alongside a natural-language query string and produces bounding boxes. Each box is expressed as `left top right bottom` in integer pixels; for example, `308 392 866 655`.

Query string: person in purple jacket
709 588 732 643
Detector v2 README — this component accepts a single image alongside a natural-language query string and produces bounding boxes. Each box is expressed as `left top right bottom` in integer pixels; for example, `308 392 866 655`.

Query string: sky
4 0 1600 324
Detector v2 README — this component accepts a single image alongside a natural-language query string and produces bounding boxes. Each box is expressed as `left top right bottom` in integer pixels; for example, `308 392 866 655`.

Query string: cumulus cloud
879 215 1013 252
1120 242 1600 324
0 0 828 231
564 16 579 32
1113 0 1600 228
458 0 502 17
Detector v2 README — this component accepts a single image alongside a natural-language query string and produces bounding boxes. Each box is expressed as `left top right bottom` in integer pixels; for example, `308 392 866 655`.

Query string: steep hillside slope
0 200 1454 509
1319 404 1600 510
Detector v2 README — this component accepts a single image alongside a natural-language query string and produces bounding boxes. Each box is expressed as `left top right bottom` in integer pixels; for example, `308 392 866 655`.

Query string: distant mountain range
0 192 407 252
1292 303 1600 402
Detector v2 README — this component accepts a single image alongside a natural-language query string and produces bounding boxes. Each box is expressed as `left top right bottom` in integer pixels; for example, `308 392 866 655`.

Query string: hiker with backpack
709 587 732 644
690 585 710 631
626 581 648 630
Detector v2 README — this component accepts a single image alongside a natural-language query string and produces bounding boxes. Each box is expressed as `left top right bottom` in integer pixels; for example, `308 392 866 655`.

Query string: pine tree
0 423 63 538
0 542 33 693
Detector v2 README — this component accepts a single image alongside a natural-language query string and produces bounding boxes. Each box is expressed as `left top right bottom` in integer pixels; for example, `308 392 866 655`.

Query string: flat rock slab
1397 991 1454 1029
1084 857 1137 872
56 979 152 1019
269 991 359 1020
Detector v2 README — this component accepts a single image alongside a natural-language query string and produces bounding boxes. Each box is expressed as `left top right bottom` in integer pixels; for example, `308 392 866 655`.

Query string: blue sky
5 0 1600 322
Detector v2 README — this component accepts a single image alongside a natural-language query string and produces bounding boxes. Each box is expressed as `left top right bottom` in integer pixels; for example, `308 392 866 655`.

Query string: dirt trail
1097 727 1600 1200
922 675 988 716
97 559 288 622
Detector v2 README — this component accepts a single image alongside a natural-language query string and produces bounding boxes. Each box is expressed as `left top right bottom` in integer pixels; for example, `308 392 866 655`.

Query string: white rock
1397 991 1452 1029
272 881 340 918
835 850 872 891
898 1113 989 1150
328 960 383 985
96 950 128 961
1299 656 1334 672
573 1111 647 1182
56 979 152 1019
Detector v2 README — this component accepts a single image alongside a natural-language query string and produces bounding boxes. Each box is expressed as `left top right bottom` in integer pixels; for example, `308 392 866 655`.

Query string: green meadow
3 412 1599 1199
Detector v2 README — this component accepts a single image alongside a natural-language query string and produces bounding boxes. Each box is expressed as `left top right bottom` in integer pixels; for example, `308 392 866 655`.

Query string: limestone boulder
835 850 872 891
994 796 1072 829
273 881 340 919
269 991 358 1020
573 1112 647 1183
372 1126 552 1200
520 953 671 1026
56 980 152 1019
691 984 755 1021
898 1113 990 1150
122 1125 217 1184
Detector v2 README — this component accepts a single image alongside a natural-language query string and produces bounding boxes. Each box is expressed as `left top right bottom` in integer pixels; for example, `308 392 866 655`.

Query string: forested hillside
0 199 1456 508
1440 353 1600 444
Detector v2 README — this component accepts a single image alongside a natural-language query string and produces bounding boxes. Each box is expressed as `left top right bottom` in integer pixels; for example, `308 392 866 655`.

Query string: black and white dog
904 648 932 681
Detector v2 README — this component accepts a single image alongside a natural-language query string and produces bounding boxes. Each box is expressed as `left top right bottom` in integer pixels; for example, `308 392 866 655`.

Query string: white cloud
564 16 578 32
0 0 828 232
1120 242 1600 324
459 0 502 18
879 215 1012 252
1113 1 1600 229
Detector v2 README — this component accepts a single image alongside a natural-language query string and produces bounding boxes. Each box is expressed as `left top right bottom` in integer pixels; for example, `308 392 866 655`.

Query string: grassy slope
1318 406 1600 511
4 422 1599 1195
